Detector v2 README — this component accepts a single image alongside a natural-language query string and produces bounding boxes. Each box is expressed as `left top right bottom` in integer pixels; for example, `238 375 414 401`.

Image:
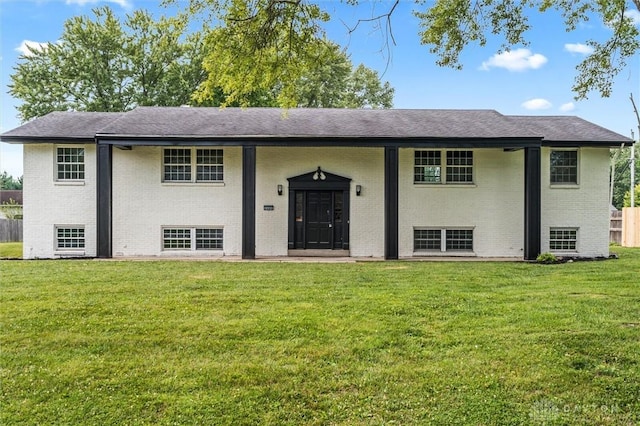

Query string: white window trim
549 227 579 253
54 225 86 256
54 145 86 183
413 227 475 256
162 148 224 184
161 226 224 252
549 148 580 188
414 149 475 185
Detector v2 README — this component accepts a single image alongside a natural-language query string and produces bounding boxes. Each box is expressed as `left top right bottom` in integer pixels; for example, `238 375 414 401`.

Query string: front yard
1 249 639 424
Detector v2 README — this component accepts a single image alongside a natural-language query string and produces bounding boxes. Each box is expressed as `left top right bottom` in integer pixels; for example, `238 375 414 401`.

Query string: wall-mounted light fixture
356 185 362 196
277 184 283 196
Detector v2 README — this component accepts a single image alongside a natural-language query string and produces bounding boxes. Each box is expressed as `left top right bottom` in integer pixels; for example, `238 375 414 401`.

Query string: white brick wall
23 144 97 259
255 147 385 257
541 147 610 257
22 143 611 259
398 148 525 257
112 146 243 256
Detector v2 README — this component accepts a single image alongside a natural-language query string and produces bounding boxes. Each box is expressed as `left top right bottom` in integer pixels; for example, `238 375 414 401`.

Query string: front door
288 168 351 251
306 191 333 249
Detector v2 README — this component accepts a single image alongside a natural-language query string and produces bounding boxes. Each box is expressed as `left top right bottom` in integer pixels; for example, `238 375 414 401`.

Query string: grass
0 242 22 259
1 249 639 425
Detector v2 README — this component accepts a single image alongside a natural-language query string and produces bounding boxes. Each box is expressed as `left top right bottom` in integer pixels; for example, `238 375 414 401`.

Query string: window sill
55 250 86 257
549 184 579 189
160 250 224 256
162 182 225 187
414 183 477 188
55 181 85 186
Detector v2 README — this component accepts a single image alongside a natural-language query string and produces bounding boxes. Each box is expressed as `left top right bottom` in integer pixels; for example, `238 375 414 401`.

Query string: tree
623 183 640 207
0 172 23 190
170 0 640 101
9 7 205 121
611 147 639 209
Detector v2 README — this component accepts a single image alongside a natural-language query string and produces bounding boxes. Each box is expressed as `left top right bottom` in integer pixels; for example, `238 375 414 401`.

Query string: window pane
446 151 473 183
414 229 441 251
550 151 577 184
549 228 577 251
56 226 85 249
163 228 191 249
196 149 223 181
164 149 192 181
446 229 473 251
195 228 223 250
414 151 441 183
56 147 85 180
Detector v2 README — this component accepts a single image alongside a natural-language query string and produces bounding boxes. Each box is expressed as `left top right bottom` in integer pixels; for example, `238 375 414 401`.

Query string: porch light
356 185 362 196
313 166 326 181
277 184 283 196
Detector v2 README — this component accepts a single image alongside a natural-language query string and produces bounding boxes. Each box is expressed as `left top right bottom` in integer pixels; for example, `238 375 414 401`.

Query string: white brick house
1 107 631 260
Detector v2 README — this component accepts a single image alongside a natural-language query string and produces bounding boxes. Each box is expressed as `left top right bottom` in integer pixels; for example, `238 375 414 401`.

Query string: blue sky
1 0 639 178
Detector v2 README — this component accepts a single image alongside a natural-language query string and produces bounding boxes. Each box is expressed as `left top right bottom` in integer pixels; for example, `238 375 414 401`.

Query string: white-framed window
56 147 85 181
549 228 578 251
162 227 223 251
55 226 85 250
415 150 473 184
414 228 474 252
163 148 223 182
550 150 578 185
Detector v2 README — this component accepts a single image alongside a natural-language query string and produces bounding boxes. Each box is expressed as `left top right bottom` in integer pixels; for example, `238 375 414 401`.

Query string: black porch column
96 143 112 258
524 146 541 260
242 145 256 259
384 146 399 259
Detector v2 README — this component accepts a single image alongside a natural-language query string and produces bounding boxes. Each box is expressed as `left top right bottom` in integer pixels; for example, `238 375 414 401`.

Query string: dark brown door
305 191 333 249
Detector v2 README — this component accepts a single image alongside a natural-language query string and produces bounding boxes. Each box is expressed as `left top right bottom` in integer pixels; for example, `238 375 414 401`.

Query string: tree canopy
10 5 393 121
170 0 640 102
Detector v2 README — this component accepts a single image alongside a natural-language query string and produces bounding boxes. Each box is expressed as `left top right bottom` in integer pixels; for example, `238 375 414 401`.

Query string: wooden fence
622 207 640 247
610 210 623 245
0 219 23 243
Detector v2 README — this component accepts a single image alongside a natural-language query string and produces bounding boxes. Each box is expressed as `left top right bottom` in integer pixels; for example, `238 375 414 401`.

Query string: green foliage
2 249 640 423
536 251 558 264
623 183 640 207
0 199 23 220
9 7 204 121
173 0 640 100
611 147 639 209
0 171 23 190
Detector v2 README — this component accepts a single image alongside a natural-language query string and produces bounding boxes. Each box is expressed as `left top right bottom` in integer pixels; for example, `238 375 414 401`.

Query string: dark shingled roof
97 107 539 139
1 107 632 145
0 111 125 141
507 115 631 143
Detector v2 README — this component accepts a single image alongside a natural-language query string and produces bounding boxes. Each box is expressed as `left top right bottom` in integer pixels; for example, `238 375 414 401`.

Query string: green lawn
1 249 639 425
0 242 22 259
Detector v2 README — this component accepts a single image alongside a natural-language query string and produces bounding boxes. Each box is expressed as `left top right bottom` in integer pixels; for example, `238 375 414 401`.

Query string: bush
536 252 557 264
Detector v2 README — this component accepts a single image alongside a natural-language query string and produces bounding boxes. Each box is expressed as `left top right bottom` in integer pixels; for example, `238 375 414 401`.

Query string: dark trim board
242 146 256 259
384 146 399 260
96 144 112 258
524 147 541 260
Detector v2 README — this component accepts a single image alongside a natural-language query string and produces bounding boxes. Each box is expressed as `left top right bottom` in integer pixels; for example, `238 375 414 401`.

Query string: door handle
328 224 333 228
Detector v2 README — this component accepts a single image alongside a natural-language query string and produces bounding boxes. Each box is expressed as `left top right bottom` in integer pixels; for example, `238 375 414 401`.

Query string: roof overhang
95 135 544 149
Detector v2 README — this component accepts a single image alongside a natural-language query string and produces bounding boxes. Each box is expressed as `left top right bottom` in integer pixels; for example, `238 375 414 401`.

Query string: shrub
536 252 557 264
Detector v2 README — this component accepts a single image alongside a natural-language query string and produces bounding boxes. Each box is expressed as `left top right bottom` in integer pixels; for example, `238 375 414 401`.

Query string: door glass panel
295 192 303 222
334 192 343 223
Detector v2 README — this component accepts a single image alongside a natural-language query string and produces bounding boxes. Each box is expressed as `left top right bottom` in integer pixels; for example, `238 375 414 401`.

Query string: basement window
549 228 578 251
414 228 474 253
163 227 223 251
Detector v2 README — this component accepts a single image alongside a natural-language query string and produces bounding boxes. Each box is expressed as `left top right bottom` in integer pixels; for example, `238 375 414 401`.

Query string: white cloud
480 48 548 72
65 0 133 9
521 98 552 110
559 102 575 112
564 43 593 55
626 9 640 26
15 40 49 56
